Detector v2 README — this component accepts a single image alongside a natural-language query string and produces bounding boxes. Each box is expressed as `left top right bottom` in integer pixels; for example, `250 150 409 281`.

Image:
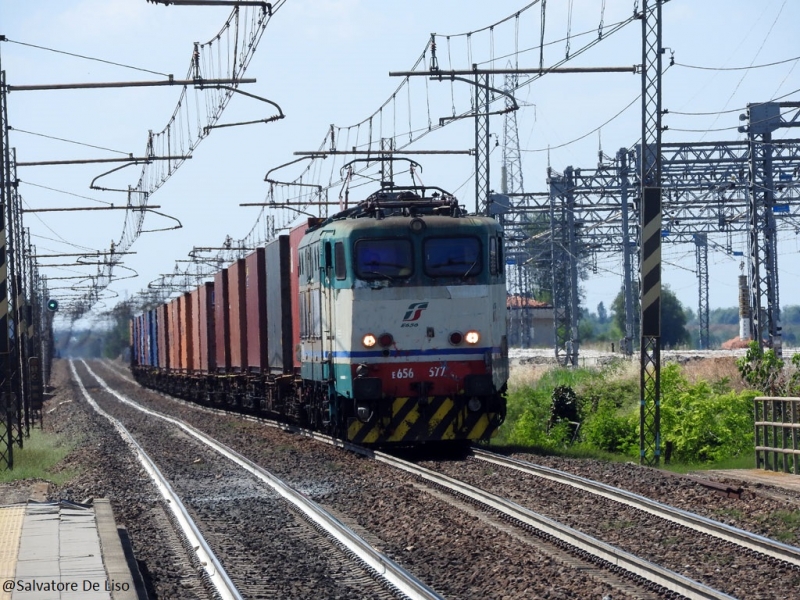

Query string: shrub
500 359 757 464
660 362 757 462
579 398 638 455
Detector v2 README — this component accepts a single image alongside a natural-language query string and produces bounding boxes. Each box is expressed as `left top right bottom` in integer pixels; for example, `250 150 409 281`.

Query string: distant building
506 295 555 348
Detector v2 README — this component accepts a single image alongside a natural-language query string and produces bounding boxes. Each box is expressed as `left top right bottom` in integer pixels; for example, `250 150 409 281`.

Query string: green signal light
46 299 59 312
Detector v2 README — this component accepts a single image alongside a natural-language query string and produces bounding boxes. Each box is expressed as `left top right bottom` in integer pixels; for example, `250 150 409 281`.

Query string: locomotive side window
355 239 413 279
424 237 482 278
299 291 308 338
497 236 504 274
334 242 347 280
490 236 498 276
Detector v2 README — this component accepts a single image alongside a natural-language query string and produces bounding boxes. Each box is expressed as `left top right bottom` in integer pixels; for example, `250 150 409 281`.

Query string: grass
0 428 79 485
663 454 756 474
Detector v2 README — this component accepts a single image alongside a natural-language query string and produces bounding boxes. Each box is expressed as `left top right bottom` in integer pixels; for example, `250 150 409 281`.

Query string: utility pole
0 64 14 468
639 0 664 467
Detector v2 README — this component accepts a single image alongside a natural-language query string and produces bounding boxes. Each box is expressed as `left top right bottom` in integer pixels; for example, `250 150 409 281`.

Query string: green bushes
497 359 758 465
659 363 757 462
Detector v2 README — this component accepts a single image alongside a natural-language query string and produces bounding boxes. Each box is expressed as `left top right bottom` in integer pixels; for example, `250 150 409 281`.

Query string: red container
178 293 194 371
288 219 320 369
245 248 267 372
169 298 181 371
228 258 248 371
214 270 231 372
189 288 201 372
157 303 169 369
198 281 216 373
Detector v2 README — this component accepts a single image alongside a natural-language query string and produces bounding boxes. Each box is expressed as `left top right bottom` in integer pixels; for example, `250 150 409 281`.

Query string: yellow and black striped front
347 396 501 444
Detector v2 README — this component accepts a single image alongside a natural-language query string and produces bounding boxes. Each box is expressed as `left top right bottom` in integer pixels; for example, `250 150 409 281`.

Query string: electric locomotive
295 187 508 444
130 185 508 445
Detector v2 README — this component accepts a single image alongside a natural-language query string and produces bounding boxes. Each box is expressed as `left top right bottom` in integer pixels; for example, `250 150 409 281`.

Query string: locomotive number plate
391 367 415 379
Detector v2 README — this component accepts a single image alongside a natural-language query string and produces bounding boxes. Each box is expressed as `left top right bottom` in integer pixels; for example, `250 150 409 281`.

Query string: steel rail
82 361 443 600
472 448 800 568
371 450 734 600
68 360 243 600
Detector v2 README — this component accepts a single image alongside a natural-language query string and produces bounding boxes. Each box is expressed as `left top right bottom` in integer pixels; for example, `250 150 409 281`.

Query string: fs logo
402 302 429 322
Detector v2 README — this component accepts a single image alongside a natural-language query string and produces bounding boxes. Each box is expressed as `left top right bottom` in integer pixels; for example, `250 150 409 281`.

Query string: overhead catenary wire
8 127 131 156
2 38 171 77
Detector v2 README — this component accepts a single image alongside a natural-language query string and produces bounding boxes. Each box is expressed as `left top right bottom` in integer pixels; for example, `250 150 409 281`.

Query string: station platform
0 499 145 600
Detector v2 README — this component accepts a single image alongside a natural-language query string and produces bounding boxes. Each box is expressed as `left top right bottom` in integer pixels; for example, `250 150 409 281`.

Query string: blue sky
1 0 798 326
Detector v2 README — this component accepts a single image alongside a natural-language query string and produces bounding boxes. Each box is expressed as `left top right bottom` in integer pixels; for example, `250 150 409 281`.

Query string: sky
1 0 799 329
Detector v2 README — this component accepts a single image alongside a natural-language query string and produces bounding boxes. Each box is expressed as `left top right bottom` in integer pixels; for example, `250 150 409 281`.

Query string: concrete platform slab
0 501 145 600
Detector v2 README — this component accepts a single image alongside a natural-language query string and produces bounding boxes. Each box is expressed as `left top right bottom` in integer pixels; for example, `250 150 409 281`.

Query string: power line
3 38 171 77
675 55 800 72
9 127 130 155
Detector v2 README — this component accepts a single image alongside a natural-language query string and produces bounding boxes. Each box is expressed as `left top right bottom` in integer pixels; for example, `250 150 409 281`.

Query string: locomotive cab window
355 238 413 280
424 236 482 278
334 241 347 280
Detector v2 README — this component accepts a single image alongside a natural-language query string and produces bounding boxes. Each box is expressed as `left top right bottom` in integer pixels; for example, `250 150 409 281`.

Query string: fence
754 397 800 474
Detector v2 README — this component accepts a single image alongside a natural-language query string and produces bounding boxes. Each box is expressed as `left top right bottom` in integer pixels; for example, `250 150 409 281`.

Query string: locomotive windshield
355 238 413 279
424 236 482 278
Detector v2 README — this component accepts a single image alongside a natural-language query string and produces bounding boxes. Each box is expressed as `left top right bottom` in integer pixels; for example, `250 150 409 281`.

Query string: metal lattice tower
748 105 780 355
502 72 536 347
548 167 580 366
502 74 524 197
743 103 800 355
639 0 664 467
694 233 710 349
618 149 637 355
475 72 491 215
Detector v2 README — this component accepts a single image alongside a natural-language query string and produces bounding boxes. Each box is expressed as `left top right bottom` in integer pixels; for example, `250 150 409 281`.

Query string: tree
611 285 690 348
597 301 608 324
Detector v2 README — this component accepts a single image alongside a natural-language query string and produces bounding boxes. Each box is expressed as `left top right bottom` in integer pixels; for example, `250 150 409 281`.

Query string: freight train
131 186 509 445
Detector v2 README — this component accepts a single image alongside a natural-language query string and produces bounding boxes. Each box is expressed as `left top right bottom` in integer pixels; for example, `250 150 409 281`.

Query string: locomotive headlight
362 334 377 348
467 397 482 412
465 330 480 344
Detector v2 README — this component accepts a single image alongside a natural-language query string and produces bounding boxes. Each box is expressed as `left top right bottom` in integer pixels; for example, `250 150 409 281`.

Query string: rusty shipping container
168 298 180 371
214 269 231 372
198 281 216 373
156 303 169 369
266 235 293 374
190 288 201 372
228 258 248 371
245 248 268 372
179 292 194 372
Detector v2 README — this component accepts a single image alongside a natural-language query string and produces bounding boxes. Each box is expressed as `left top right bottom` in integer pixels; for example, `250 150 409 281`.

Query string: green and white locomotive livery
296 189 508 444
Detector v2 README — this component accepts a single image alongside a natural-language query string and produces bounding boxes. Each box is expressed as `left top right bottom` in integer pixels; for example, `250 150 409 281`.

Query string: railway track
72 359 442 600
471 448 800 568
92 359 800 598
